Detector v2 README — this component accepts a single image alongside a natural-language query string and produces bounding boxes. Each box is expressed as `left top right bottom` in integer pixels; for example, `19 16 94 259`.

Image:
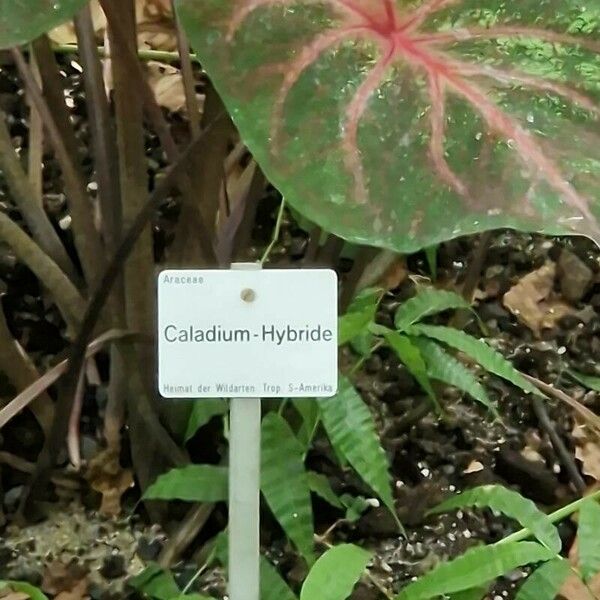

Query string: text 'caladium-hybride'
176 0 600 253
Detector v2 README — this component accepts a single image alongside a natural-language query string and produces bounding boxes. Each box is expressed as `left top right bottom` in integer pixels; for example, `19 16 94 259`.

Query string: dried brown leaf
503 262 572 337
54 579 88 600
146 62 187 112
462 460 484 474
560 532 600 599
573 423 600 481
49 0 175 50
0 590 30 600
49 1 106 45
85 448 134 517
378 257 408 291
42 562 88 597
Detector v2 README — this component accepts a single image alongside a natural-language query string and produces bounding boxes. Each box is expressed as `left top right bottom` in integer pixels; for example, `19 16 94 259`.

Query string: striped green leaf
301 544 372 600
424 246 438 281
429 485 561 553
410 325 540 396
213 532 298 600
395 289 471 332
128 564 180 600
412 337 497 415
261 413 315 563
185 399 228 442
339 287 383 345
447 588 487 600
568 370 600 393
307 471 342 509
261 556 300 600
515 559 571 600
381 329 437 408
396 542 555 600
319 376 398 528
578 499 600 582
293 398 321 450
144 465 228 502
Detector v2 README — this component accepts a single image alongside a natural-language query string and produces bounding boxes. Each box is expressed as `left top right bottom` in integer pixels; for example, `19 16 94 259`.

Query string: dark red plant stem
18 115 225 518
74 5 122 250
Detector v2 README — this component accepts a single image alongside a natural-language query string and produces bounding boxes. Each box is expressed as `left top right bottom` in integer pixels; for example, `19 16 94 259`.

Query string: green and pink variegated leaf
176 0 600 253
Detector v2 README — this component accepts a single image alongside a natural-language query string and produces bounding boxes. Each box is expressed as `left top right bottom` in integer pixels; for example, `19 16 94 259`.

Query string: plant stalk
498 489 600 546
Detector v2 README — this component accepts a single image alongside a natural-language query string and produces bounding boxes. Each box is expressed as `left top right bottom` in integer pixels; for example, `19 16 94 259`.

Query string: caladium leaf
176 0 600 253
0 1 88 49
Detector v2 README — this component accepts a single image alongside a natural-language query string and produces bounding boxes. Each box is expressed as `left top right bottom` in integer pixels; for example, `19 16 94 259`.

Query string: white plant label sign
158 269 338 398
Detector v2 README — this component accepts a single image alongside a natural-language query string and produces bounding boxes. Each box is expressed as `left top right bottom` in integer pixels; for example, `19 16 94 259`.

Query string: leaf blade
578 498 600 582
261 412 315 563
514 559 571 600
300 544 372 600
144 465 228 502
307 471 342 509
0 1 88 49
176 1 600 254
410 325 540 396
0 581 49 599
185 399 228 442
395 289 472 331
412 337 497 415
396 542 555 600
319 375 398 527
382 329 437 407
128 564 181 600
339 287 383 345
430 485 561 553
568 370 600 393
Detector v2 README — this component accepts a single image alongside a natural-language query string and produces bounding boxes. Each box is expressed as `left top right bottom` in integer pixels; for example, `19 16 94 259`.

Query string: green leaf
412 337 497 415
144 465 228 502
338 288 383 345
129 564 181 600
410 325 541 396
212 533 298 600
261 556 300 600
169 595 214 600
396 542 555 600
381 329 437 407
319 376 397 528
350 329 376 358
578 498 600 581
0 1 88 49
568 370 600 392
395 289 472 331
340 494 371 523
424 246 438 281
261 412 315 563
293 398 321 449
307 471 342 509
514 559 571 600
446 588 487 600
0 581 49 599
300 544 372 600
175 1 600 254
430 485 561 553
185 399 228 442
